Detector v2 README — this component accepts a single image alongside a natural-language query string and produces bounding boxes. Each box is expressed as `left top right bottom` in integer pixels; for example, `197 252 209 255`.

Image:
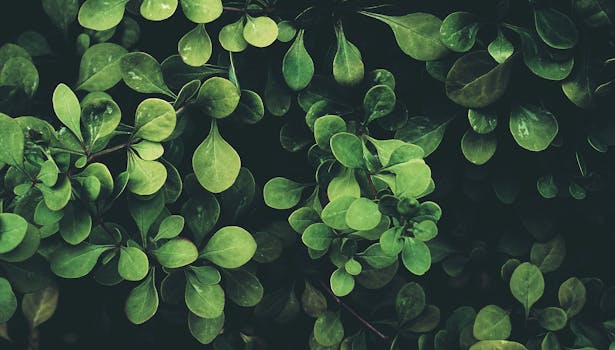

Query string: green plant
0 0 614 349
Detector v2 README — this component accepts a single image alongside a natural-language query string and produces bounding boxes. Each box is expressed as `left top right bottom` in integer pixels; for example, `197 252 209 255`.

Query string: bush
0 0 614 349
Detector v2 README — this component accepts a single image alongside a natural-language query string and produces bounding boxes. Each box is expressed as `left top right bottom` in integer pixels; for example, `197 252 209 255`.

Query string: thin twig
223 6 276 14
87 143 129 162
318 280 390 342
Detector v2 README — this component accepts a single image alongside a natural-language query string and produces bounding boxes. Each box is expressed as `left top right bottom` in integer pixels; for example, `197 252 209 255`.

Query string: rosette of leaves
263 71 442 298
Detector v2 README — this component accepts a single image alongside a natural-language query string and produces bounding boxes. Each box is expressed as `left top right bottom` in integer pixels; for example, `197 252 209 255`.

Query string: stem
87 143 129 162
366 173 378 198
223 6 276 14
318 280 390 342
27 328 39 350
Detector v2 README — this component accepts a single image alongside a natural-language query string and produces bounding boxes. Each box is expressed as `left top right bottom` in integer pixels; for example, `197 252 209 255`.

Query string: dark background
2 0 615 349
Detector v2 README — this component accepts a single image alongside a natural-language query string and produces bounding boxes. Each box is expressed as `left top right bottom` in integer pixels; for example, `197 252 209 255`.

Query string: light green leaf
77 43 127 91
558 277 586 317
185 272 224 318
345 198 381 231
125 268 158 324
50 243 111 278
201 226 256 268
118 247 149 281
0 114 24 168
509 104 558 152
510 262 544 318
364 85 396 123
218 18 248 52
178 24 212 67
330 133 364 168
140 0 178 21
302 223 335 251
263 177 305 210
488 29 514 64
120 52 174 97
330 268 354 297
470 340 528 350
283 30 314 91
53 83 83 141
243 16 278 48
401 237 431 275
127 151 167 195
473 305 511 340
359 11 449 61
314 311 344 346
196 77 241 118
180 0 222 23
59 204 92 245
78 0 129 31
333 22 364 86
154 215 184 241
0 213 29 254
192 120 241 193
134 98 176 142
153 238 198 268
327 167 360 201
314 115 347 150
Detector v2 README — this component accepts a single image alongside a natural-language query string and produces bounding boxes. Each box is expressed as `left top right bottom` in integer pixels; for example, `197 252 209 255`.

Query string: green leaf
188 312 224 344
468 108 498 134
327 167 360 201
21 283 59 329
59 204 92 245
78 0 129 31
321 196 355 230
390 159 432 198
509 262 544 318
488 29 514 64
178 24 212 67
461 129 497 165
534 8 578 49
81 94 122 147
314 311 344 346
185 272 224 318
140 0 178 21
53 83 83 141
153 238 198 268
396 282 426 324
0 278 17 323
412 220 438 241
512 27 574 81
0 57 39 97
0 224 40 262
470 340 528 350
536 307 567 331
473 305 511 340
127 151 167 195
345 198 381 231
192 120 241 193
541 332 560 350
530 235 566 273
364 85 396 123
196 77 241 119
562 56 596 109
223 268 263 307
401 237 431 275
118 247 149 281
509 104 558 152
77 43 127 91
558 277 586 317
50 243 110 278
134 98 176 142
395 115 451 156
314 115 347 150
42 0 78 33
439 12 480 53
537 174 558 199
181 192 219 245
180 0 222 23
0 213 28 254
263 177 305 210
360 243 397 268
264 68 291 116
380 227 404 255
125 268 158 324
0 114 24 167
359 12 449 61
201 226 256 268
330 268 354 297
243 16 278 48
218 18 248 52
302 223 335 251
230 89 264 124
283 29 314 91
154 215 184 241
330 133 364 168
120 52 174 97
302 280 327 318
574 0 613 29
277 20 297 42
445 51 512 108
333 22 364 86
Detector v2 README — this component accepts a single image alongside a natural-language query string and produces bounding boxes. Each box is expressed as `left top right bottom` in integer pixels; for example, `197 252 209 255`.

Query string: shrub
0 0 614 349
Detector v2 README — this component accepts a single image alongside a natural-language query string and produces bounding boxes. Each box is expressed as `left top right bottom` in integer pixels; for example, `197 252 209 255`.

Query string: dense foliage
0 0 614 349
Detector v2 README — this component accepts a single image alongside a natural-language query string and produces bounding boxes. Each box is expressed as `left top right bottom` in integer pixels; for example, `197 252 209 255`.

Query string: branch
87 143 129 162
318 280 390 342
